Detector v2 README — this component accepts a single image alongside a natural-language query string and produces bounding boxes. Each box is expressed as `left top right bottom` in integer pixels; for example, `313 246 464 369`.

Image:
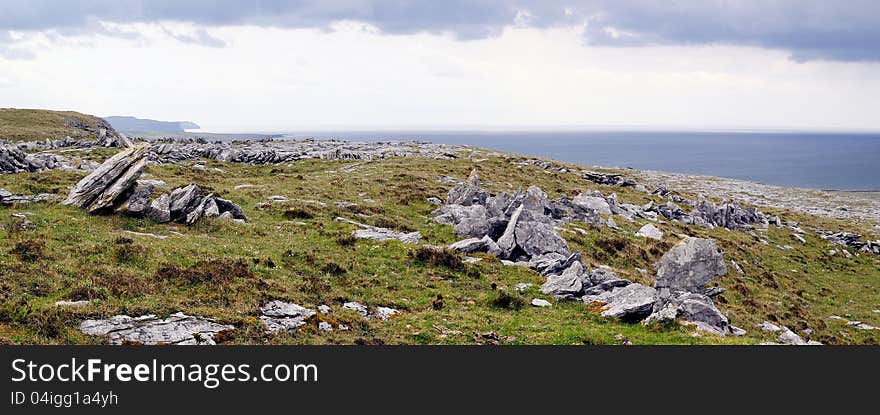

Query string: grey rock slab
116 182 154 217
336 217 421 244
80 312 233 345
62 144 150 213
655 237 728 293
758 321 782 332
540 260 584 299
583 284 657 321
531 298 552 307
146 193 171 223
635 223 663 240
260 301 317 334
572 194 612 215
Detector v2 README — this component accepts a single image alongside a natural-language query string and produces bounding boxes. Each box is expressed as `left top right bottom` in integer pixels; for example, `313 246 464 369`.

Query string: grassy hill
0 108 116 142
1 147 878 345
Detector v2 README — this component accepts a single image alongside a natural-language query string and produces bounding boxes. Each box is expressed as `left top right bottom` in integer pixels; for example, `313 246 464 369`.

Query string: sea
270 131 880 191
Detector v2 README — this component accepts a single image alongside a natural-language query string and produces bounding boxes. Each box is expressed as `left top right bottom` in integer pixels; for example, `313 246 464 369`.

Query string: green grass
0 108 111 142
0 151 877 345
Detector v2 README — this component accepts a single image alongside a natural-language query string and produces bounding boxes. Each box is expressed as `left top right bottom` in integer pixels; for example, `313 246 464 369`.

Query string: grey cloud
0 1 878 62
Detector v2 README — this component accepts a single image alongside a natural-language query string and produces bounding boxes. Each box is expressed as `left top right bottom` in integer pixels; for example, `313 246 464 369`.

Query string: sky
1 1 879 132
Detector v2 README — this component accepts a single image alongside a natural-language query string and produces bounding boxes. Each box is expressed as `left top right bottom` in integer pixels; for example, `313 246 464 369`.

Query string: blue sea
278 131 880 191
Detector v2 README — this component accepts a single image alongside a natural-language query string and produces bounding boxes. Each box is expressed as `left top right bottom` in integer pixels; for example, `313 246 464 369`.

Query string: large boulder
449 235 501 256
583 283 657 321
540 260 584 299
549 195 601 225
146 193 171 223
62 144 150 213
433 204 491 239
655 237 727 294
446 169 488 206
115 182 155 217
515 218 570 258
572 193 612 215
169 183 205 222
646 290 731 335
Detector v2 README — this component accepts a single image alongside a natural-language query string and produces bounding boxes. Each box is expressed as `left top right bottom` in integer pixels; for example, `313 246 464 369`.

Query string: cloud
162 27 226 48
0 1 878 61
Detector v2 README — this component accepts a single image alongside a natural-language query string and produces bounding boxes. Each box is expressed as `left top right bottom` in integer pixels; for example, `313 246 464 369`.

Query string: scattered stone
335 217 421 244
730 326 747 336
634 223 663 240
267 195 289 202
317 305 331 314
730 260 745 274
55 300 90 307
777 327 807 345
80 313 233 345
531 298 552 307
318 322 333 332
513 283 533 292
373 306 399 321
427 197 443 205
259 301 316 334
758 321 782 332
343 301 369 317
0 188 57 206
122 230 169 240
341 301 399 321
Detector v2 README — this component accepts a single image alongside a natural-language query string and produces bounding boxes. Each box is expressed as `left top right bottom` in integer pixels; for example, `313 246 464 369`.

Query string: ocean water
279 131 880 191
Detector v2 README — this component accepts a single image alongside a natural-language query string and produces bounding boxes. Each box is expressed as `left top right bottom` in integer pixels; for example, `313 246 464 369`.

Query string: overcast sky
1 1 879 132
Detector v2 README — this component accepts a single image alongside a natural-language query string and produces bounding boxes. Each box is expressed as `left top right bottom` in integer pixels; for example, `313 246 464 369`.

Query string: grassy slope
0 108 110 142
0 151 878 345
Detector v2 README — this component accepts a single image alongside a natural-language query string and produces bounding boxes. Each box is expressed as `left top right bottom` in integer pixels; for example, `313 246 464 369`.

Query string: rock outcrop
80 313 233 345
435 174 738 335
645 237 735 335
61 146 246 224
0 188 57 205
654 237 728 294
62 144 150 213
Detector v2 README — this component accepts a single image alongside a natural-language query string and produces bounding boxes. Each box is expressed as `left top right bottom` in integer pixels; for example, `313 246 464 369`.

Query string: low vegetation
0 108 114 142
0 146 878 345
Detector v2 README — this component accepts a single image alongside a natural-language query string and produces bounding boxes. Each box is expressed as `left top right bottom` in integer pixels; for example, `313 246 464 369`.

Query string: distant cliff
105 116 200 133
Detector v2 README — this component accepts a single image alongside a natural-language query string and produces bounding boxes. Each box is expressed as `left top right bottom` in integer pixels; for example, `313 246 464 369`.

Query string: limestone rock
146 193 171 223
446 169 487 206
116 182 154 217
62 144 150 213
531 298 552 307
540 260 584 299
572 193 612 215
259 301 316 334
635 223 663 240
80 313 233 345
655 237 728 294
583 283 657 321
